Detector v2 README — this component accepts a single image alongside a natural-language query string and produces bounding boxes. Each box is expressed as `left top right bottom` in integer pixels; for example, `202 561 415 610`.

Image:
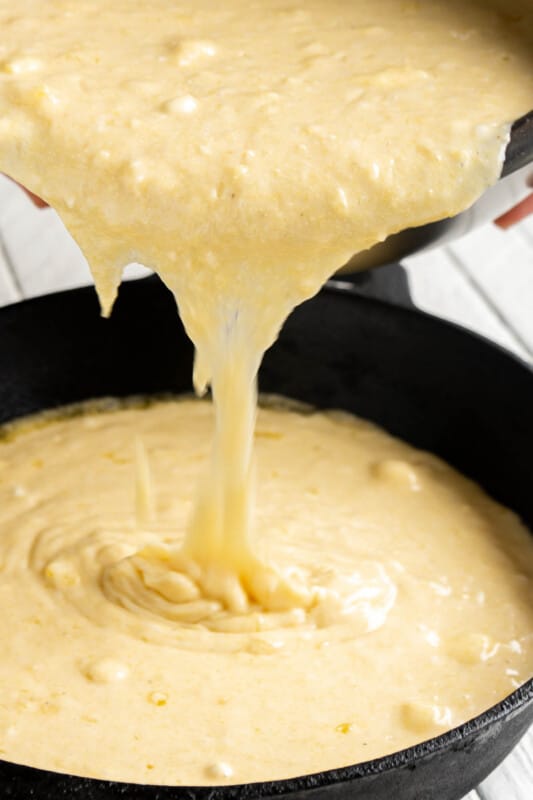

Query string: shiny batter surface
1 0 532 625
0 0 532 786
0 398 531 785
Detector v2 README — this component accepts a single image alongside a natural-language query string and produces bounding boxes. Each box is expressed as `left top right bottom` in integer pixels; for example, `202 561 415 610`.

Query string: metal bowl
0 276 530 799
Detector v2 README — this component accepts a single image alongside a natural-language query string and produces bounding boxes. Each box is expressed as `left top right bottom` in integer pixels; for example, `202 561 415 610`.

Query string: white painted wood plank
445 222 533 359
479 729 533 800
518 215 533 250
0 175 92 296
0 175 150 299
0 235 23 306
405 247 530 361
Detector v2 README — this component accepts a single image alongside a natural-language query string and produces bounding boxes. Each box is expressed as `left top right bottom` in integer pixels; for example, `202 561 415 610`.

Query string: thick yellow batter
0 398 531 784
1 0 533 626
0 0 532 786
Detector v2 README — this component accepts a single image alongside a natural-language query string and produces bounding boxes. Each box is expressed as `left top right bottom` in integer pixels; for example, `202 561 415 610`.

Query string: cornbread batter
0 398 532 784
0 0 532 786
1 0 533 619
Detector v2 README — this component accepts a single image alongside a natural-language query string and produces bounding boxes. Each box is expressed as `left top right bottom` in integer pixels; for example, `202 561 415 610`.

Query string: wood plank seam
444 246 533 360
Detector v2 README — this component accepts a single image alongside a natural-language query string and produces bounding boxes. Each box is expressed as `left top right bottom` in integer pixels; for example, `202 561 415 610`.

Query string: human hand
17 182 48 208
21 186 48 208
494 174 533 229
2 177 48 208
21 187 48 208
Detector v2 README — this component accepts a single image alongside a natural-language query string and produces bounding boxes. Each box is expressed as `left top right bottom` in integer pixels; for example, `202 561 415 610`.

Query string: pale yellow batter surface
1 0 533 626
1 0 533 333
0 0 533 787
0 398 531 785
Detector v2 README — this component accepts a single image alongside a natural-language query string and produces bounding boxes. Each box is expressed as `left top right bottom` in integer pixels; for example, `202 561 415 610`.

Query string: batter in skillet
0 0 532 786
0 398 532 784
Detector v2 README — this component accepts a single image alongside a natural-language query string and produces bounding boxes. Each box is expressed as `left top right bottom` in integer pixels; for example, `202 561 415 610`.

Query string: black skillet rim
2 683 530 796
0 279 531 796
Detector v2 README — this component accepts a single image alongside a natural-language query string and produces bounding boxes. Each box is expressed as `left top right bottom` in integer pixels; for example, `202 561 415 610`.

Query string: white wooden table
0 174 531 798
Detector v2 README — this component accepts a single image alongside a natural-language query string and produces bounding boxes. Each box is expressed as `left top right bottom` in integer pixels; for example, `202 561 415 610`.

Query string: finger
3 176 48 208
494 193 533 229
22 187 48 208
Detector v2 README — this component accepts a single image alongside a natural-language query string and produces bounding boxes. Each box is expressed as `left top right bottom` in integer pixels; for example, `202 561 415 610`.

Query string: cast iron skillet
0 275 531 800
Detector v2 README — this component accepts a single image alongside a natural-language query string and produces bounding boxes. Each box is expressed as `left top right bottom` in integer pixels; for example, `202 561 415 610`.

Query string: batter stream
0 0 532 786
